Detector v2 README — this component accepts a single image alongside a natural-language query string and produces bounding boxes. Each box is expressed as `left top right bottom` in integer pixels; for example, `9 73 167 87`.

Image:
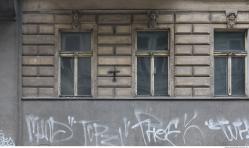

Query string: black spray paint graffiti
0 130 15 146
25 111 204 146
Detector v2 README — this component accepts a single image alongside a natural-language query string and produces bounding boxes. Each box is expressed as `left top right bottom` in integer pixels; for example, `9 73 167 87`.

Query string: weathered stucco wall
15 0 249 146
21 9 249 97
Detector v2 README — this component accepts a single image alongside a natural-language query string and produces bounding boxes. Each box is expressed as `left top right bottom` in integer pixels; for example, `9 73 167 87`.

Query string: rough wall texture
22 14 55 97
97 15 132 97
0 22 18 146
21 8 249 97
17 0 249 146
22 100 249 146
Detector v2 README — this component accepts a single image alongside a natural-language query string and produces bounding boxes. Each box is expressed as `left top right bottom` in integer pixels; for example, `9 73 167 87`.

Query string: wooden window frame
55 24 97 98
132 24 174 98
213 29 248 97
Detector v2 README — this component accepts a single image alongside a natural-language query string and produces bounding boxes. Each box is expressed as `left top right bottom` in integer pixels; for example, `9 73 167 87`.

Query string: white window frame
213 29 248 97
55 24 97 98
132 24 174 97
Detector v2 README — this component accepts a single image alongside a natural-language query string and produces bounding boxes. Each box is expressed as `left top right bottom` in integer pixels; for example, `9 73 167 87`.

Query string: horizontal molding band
21 96 249 101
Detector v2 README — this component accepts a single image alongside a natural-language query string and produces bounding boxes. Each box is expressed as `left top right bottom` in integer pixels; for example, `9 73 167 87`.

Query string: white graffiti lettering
25 115 73 144
0 130 15 146
205 118 249 142
132 111 181 146
25 111 202 146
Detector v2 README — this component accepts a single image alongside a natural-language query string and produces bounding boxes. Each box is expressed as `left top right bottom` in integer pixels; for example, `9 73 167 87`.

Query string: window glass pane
61 57 74 96
78 58 91 96
232 57 245 96
214 32 245 51
214 57 227 95
137 57 150 95
137 31 168 50
154 57 168 96
62 32 91 51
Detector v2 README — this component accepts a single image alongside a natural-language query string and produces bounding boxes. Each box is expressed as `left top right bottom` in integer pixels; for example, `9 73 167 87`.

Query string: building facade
1 0 249 146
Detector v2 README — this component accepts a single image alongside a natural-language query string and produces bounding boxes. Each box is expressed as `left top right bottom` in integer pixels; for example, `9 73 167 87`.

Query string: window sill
21 96 249 101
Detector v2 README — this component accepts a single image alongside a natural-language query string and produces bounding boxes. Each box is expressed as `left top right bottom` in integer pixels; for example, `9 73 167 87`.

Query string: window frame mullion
74 56 78 96
228 56 232 96
151 55 154 96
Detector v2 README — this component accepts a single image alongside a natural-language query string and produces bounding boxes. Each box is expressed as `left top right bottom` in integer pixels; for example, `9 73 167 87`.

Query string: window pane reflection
137 57 151 95
154 57 168 96
137 31 168 50
214 57 227 96
214 32 245 51
62 32 91 51
78 58 91 96
61 57 74 96
232 57 245 96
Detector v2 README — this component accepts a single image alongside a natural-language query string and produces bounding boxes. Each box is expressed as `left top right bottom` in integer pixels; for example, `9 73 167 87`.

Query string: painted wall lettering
25 111 204 146
25 111 249 146
205 118 249 142
0 130 15 146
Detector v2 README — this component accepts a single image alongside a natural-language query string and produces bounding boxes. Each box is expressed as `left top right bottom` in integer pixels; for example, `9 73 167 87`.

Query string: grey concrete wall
0 0 15 19
22 100 249 146
0 22 18 146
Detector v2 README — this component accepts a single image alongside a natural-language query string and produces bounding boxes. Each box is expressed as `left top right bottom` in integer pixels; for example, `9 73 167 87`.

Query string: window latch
228 52 234 56
74 52 79 57
149 52 154 57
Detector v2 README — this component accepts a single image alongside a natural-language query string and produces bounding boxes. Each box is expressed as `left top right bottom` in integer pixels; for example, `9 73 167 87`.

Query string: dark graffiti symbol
108 66 120 82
